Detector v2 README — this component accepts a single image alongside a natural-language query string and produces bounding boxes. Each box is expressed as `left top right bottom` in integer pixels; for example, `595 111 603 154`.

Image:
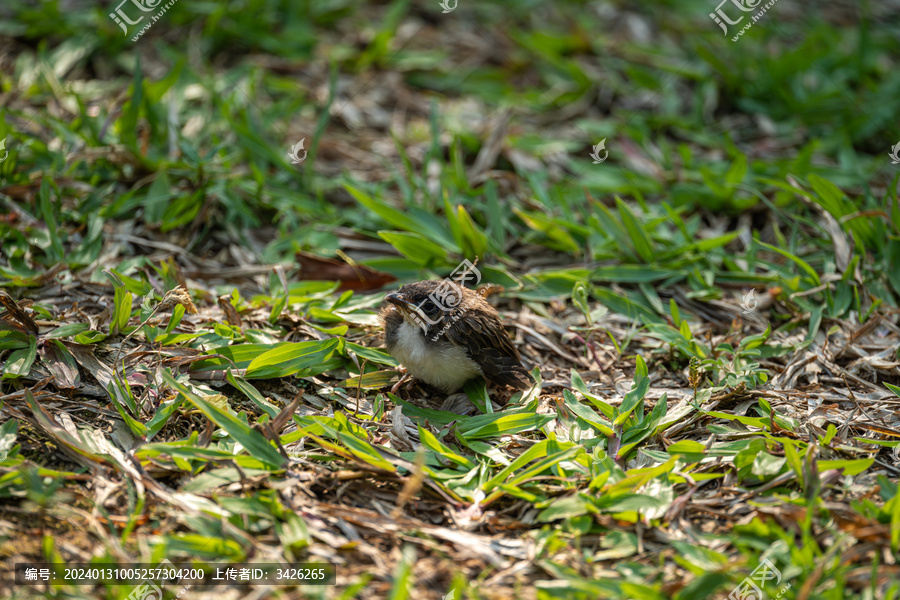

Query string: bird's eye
421 299 437 313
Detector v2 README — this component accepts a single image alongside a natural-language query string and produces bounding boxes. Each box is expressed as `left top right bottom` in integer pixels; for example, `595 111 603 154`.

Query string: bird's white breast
390 320 482 392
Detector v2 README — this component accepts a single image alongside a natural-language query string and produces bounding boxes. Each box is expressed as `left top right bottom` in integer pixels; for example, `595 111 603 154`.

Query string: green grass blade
162 369 284 469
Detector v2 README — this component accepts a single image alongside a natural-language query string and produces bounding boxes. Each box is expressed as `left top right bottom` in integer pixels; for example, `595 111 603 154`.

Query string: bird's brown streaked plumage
381 280 530 394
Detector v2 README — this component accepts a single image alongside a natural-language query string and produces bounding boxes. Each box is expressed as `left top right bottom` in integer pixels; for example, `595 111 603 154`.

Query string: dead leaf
217 295 243 327
296 251 396 291
39 340 81 389
0 290 38 336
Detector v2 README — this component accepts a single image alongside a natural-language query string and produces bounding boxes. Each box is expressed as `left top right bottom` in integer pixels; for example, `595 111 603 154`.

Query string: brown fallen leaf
217 294 243 327
296 251 396 291
67 343 116 395
39 340 81 389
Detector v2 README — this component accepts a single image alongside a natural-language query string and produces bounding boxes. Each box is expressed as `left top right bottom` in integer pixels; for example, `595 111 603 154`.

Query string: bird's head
384 280 465 333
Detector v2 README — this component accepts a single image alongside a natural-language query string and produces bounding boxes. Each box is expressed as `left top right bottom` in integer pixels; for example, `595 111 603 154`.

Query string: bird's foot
390 371 411 395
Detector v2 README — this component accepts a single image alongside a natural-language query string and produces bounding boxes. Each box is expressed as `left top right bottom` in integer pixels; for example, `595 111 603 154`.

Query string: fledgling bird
381 280 530 394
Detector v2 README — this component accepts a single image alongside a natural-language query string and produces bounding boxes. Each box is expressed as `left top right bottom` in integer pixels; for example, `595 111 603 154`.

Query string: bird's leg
390 366 411 395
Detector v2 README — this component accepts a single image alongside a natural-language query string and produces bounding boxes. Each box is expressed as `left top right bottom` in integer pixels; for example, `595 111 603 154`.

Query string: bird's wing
442 309 531 390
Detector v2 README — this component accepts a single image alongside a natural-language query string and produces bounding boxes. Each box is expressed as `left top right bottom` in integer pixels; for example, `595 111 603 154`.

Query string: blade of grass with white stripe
483 445 586 505
162 369 284 469
244 337 343 379
456 406 556 440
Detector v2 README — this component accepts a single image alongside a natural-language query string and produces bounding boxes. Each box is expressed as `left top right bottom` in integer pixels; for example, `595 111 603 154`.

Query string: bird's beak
386 293 430 328
385 293 410 309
